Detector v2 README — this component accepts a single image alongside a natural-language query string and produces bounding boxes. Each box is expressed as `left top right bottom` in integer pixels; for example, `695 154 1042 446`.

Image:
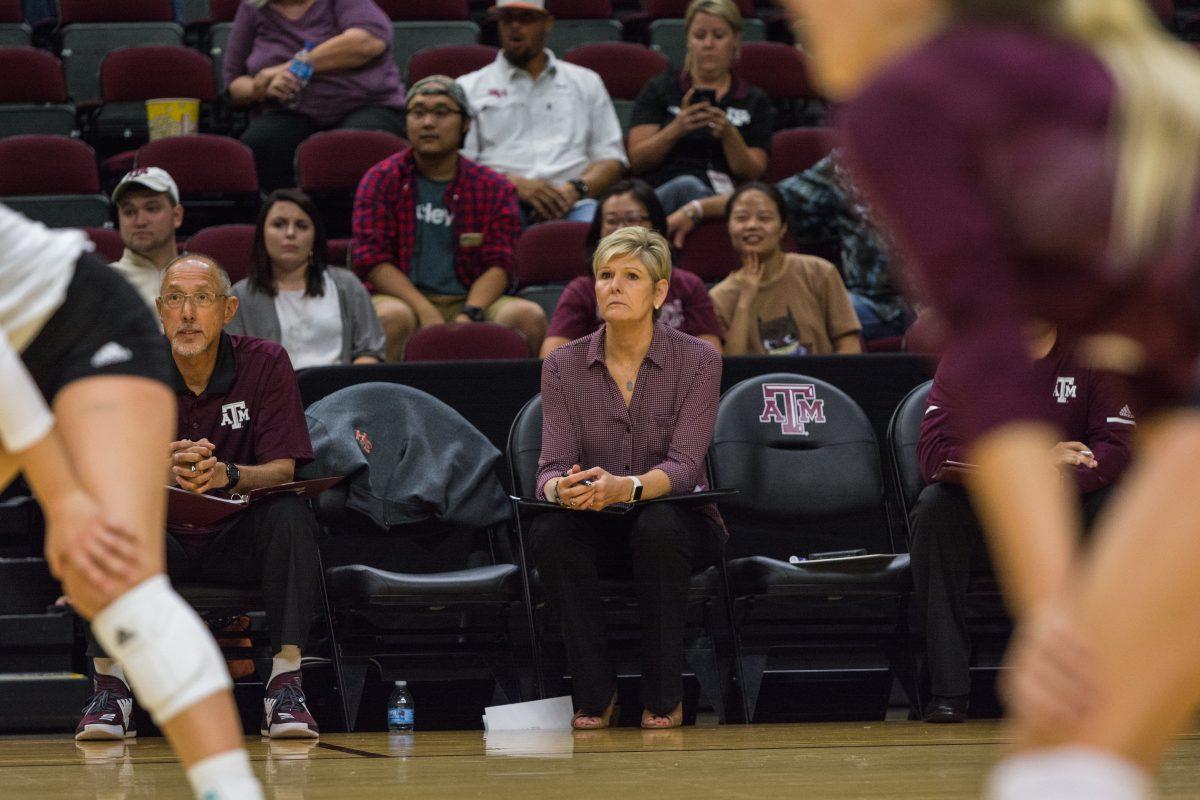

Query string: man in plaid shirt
352 75 546 359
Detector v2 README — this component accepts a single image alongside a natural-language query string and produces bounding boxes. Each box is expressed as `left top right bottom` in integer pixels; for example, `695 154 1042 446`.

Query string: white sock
93 658 126 684
186 749 263 800
269 645 301 683
986 747 1151 800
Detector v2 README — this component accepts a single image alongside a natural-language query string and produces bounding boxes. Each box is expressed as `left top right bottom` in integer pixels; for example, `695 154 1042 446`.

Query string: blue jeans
851 292 909 341
654 174 713 215
519 198 597 227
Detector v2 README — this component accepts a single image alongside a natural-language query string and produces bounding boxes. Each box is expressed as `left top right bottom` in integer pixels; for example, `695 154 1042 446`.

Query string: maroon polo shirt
169 333 314 543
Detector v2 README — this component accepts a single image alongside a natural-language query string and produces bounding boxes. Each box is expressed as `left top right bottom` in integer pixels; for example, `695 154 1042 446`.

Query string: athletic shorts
21 251 171 402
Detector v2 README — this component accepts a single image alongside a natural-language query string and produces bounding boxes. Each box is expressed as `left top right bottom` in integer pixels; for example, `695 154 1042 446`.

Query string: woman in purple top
533 226 724 730
224 0 406 191
540 179 724 357
784 0 1200 797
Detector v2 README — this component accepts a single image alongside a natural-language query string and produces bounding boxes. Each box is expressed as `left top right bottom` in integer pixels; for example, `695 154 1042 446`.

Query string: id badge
459 232 483 248
707 169 735 195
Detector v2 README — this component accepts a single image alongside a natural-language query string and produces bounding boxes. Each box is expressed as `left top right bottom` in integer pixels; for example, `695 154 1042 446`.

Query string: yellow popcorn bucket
145 98 200 140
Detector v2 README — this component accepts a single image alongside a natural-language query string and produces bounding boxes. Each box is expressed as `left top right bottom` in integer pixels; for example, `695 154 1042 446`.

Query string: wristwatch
462 304 486 322
568 178 589 200
628 475 643 504
224 461 241 492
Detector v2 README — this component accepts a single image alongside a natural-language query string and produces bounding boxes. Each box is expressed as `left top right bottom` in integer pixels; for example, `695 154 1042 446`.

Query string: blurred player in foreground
0 204 262 799
782 1 1200 797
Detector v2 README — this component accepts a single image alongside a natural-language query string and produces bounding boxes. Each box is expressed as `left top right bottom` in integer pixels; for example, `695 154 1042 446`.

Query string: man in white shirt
458 0 627 224
109 167 184 314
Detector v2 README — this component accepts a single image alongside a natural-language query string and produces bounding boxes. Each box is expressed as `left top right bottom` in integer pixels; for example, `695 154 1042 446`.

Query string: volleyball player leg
990 411 1200 798
51 374 261 799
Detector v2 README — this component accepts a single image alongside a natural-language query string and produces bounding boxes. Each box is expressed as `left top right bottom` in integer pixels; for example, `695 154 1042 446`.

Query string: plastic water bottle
387 681 414 732
284 41 315 109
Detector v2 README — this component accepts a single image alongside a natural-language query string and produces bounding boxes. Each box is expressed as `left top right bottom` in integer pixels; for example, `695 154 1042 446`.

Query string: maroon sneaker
261 670 319 739
75 673 137 741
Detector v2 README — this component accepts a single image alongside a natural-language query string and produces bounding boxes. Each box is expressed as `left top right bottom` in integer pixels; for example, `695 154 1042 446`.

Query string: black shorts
21 251 171 403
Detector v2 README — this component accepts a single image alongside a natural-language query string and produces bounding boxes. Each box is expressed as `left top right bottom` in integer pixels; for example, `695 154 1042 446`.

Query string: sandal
572 693 619 730
640 702 683 729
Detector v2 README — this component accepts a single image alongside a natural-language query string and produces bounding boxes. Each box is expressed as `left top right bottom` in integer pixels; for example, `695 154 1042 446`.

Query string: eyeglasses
602 214 652 227
406 106 462 121
159 291 225 309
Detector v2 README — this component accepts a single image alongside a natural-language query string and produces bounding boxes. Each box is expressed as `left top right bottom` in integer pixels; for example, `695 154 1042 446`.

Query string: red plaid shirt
536 323 722 504
352 149 519 288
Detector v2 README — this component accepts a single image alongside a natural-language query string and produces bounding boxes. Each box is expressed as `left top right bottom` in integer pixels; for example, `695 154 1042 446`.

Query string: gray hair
162 254 232 294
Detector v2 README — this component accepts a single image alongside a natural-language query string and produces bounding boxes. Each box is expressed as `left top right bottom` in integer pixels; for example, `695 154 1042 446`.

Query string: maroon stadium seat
675 219 738 284
137 134 258 195
0 0 21 22
374 0 469 20
295 130 407 192
546 0 613 18
58 0 173 24
0 48 67 104
0 135 99 195
407 45 498 83
514 220 591 288
562 43 668 100
185 224 256 285
736 42 821 103
643 0 753 18
763 127 839 184
328 238 351 269
1148 0 1175 25
100 46 218 103
208 0 240 22
404 322 531 361
82 226 125 262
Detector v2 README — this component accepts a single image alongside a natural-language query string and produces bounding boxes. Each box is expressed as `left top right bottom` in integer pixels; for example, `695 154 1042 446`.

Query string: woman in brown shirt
533 227 724 730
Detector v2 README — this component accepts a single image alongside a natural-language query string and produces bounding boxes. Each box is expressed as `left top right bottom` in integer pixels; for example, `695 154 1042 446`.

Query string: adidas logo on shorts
90 341 133 369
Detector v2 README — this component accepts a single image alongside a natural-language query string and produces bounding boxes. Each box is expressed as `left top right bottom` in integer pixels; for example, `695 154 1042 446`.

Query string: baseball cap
407 74 474 118
112 167 180 205
494 0 549 13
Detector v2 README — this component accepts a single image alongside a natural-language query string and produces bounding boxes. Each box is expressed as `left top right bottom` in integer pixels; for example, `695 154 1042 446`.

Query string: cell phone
689 88 718 107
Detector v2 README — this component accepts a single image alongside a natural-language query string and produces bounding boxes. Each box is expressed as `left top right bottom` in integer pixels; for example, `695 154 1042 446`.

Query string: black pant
240 105 406 192
908 482 1113 698
529 503 723 716
88 495 322 657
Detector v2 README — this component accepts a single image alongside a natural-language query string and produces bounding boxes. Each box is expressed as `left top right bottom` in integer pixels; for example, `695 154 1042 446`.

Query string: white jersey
0 204 91 452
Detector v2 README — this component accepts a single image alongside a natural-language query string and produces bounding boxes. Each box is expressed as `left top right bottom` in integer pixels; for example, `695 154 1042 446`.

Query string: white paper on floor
481 695 574 731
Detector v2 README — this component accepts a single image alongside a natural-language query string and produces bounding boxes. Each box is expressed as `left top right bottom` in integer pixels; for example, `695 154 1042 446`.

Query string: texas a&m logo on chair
759 383 826 436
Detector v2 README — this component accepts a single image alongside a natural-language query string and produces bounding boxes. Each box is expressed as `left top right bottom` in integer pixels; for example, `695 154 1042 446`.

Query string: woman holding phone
627 0 774 214
782 0 1200 797
531 226 724 730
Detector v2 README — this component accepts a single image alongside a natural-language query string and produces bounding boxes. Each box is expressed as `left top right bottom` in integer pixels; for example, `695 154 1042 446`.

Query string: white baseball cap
494 0 549 13
112 166 180 204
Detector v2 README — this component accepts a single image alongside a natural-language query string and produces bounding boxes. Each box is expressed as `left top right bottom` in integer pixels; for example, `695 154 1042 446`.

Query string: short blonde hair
684 0 743 72
592 226 672 285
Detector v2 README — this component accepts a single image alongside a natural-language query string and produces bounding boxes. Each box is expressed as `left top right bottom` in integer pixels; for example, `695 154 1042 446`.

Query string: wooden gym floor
2 722 1200 798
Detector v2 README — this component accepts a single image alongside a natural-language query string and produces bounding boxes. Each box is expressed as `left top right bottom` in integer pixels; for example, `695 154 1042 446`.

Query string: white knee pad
986 748 1151 800
91 574 232 725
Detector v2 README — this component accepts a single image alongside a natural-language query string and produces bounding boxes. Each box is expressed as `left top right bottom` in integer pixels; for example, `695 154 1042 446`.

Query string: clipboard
167 475 344 529
931 460 978 485
512 488 738 516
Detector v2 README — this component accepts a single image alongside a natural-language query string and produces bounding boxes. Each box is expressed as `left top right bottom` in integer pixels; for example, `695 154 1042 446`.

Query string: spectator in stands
109 167 184 317
227 189 385 367
533 227 724 731
627 0 773 214
223 0 406 192
458 0 627 224
911 324 1133 723
668 150 911 341
78 254 324 742
709 182 861 355
353 75 546 360
540 179 723 357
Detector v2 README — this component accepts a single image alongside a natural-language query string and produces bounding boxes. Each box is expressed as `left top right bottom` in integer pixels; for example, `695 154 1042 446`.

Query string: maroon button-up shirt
536 323 722 521
170 334 314 542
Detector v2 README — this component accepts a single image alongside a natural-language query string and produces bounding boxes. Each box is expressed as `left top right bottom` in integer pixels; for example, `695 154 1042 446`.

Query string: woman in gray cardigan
228 189 385 367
